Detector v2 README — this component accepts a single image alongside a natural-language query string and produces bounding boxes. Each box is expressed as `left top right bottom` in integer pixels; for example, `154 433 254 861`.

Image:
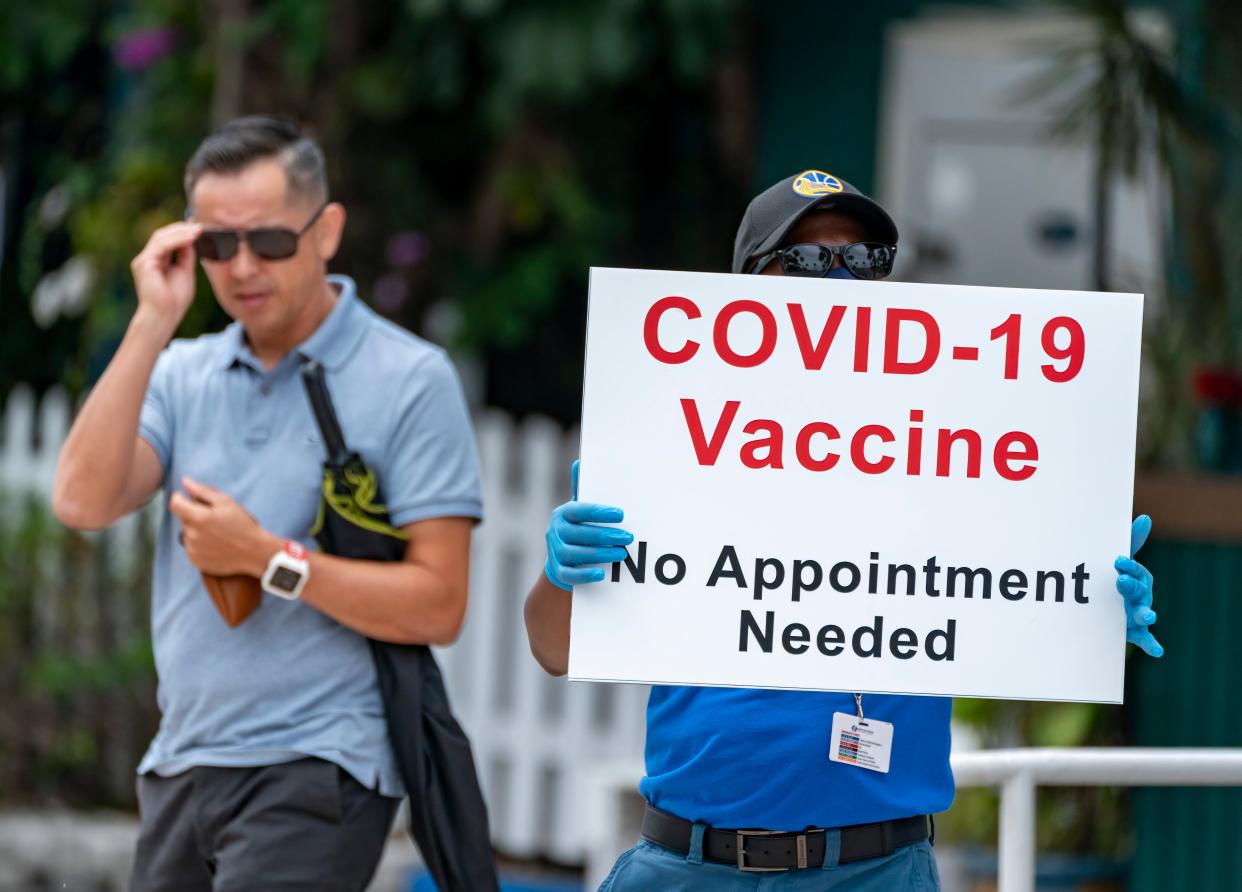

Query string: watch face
270 566 302 591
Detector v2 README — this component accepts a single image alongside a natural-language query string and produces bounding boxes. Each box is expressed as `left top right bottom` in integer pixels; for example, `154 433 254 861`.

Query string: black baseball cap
732 170 899 274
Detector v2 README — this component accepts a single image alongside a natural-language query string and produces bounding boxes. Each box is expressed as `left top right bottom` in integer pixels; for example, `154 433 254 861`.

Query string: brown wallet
201 573 262 628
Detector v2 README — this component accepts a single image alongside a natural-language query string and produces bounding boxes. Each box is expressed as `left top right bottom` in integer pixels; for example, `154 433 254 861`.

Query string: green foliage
27 635 155 703
0 0 751 423
0 6 95 93
0 493 157 807
943 694 1132 856
0 5 110 398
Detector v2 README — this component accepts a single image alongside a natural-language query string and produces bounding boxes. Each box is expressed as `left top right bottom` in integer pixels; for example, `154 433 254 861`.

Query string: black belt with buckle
640 804 932 872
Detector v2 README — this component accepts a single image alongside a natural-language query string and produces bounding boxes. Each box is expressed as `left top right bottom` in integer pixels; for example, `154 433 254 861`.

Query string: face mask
826 266 857 279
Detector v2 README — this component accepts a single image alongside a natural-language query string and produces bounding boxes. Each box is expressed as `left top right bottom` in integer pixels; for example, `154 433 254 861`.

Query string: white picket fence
0 384 649 866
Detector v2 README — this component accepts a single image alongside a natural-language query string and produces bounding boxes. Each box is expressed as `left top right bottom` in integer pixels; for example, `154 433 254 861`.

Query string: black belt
641 804 932 872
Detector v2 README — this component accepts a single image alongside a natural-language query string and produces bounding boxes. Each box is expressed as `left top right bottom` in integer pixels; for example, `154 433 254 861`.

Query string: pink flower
114 26 178 72
374 274 409 312
385 231 430 269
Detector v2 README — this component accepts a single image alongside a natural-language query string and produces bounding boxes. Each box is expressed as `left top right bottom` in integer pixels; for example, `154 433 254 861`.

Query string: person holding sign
524 171 1162 889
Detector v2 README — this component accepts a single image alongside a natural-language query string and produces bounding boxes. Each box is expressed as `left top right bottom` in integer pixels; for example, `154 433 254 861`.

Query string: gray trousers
130 758 398 892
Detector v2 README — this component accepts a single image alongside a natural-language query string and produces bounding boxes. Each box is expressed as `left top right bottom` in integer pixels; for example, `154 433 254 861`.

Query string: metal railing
951 747 1242 892
584 748 1242 891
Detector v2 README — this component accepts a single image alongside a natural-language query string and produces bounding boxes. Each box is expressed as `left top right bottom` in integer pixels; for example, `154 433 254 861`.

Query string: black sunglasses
190 201 328 262
748 241 897 280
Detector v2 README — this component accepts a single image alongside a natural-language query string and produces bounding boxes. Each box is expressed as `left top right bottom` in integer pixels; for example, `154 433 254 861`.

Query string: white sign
570 267 1143 703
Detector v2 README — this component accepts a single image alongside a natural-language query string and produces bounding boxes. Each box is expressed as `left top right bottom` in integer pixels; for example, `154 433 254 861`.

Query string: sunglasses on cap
748 241 897 280
189 200 328 262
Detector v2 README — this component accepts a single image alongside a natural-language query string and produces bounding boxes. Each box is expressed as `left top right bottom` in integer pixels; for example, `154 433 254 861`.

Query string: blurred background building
1 1 1240 890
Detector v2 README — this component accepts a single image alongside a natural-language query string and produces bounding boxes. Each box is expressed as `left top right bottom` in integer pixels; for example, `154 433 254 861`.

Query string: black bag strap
300 360 350 465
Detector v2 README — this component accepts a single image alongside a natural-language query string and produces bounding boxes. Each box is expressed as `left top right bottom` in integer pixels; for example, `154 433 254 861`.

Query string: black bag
301 359 499 892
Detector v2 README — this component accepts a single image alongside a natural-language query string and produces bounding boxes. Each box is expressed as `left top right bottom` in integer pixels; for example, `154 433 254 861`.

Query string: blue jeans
598 832 940 891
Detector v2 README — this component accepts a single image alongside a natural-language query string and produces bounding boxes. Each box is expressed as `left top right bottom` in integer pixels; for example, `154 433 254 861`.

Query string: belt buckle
735 829 804 872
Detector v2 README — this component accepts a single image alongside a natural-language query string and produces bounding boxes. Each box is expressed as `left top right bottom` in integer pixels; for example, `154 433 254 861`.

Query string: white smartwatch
261 540 311 600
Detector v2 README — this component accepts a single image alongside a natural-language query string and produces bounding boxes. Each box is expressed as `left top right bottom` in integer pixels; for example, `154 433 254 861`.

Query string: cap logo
792 170 843 198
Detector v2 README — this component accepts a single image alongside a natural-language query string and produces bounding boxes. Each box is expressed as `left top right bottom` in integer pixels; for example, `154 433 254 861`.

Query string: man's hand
526 460 632 675
169 477 280 577
49 221 204 531
544 460 633 591
130 221 203 329
1116 514 1163 658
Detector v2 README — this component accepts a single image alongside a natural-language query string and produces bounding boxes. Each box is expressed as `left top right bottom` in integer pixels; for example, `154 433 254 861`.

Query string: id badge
828 711 893 773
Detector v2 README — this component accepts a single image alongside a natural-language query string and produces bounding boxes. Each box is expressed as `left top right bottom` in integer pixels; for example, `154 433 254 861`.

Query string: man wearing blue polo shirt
53 116 482 890
523 171 1162 889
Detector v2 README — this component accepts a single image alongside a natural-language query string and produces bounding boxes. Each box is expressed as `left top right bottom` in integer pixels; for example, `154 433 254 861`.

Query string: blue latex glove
1116 514 1163 657
544 460 634 591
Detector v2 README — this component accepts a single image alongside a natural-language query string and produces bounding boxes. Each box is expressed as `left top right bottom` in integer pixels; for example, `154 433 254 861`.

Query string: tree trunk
209 0 247 127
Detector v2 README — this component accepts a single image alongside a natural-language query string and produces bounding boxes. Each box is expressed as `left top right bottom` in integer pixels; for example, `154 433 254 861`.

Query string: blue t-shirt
136 275 482 796
640 686 954 829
